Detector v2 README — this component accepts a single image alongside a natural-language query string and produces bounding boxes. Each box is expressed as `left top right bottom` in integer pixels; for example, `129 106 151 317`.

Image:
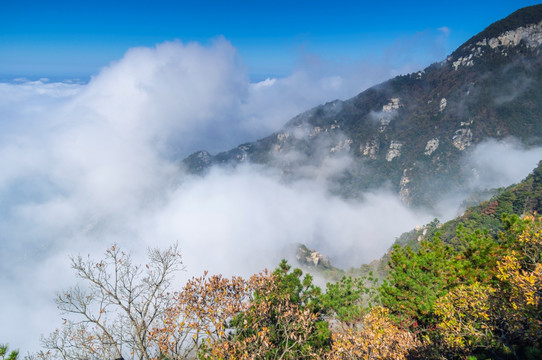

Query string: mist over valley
2 2 542 356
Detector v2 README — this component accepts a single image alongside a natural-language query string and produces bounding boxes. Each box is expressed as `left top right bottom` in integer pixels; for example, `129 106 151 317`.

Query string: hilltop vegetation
395 160 542 252
297 160 542 282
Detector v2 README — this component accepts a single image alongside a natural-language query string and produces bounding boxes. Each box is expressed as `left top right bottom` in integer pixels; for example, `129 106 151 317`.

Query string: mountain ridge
183 4 542 208
452 4 542 59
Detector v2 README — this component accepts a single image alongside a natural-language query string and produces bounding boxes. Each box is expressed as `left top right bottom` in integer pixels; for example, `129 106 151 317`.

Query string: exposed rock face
360 139 379 159
487 21 542 49
382 98 400 112
424 138 440 156
308 251 324 265
182 150 212 173
452 129 473 151
295 245 332 269
309 126 324 138
274 132 291 152
450 18 542 70
452 54 475 70
195 150 212 164
439 98 447 112
330 138 352 153
236 145 250 161
372 98 401 132
417 227 428 242
277 132 290 142
399 169 412 204
386 141 402 162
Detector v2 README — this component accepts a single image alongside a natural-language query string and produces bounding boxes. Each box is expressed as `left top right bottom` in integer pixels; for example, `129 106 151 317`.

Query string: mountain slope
358 159 542 279
413 160 542 247
184 5 542 208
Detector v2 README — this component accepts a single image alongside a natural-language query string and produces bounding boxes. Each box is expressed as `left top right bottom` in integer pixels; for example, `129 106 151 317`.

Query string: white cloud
464 138 542 190
438 26 451 37
0 38 417 352
430 139 542 220
1 35 537 354
148 165 429 275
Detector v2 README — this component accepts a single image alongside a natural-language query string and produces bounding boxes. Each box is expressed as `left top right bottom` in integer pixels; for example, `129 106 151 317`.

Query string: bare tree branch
38 243 184 360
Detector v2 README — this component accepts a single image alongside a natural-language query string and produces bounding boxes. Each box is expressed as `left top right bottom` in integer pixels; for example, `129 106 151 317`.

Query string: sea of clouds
2 37 542 353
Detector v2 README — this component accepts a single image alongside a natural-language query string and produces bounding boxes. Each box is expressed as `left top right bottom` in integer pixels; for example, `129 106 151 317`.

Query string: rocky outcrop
360 139 379 159
424 138 439 156
330 138 352 153
450 19 542 70
452 129 473 151
399 169 412 204
486 21 542 49
296 245 333 269
386 141 402 162
382 98 400 112
439 98 447 112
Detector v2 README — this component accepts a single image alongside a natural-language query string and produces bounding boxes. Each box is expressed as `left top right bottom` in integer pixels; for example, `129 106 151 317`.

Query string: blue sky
0 0 541 81
1 1 540 80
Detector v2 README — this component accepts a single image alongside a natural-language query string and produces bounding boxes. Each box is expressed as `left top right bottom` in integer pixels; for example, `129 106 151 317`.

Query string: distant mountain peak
449 4 542 69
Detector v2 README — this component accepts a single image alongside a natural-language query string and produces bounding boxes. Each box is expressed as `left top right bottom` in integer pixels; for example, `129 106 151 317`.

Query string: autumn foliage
327 306 420 360
151 261 329 359
434 215 542 358
149 272 249 358
32 213 542 359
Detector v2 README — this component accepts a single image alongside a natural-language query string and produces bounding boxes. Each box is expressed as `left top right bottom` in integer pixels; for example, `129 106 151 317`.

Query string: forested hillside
397 160 542 251
15 211 541 359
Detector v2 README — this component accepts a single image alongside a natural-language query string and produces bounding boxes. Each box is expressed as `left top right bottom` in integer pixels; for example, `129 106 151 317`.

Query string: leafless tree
36 244 184 360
